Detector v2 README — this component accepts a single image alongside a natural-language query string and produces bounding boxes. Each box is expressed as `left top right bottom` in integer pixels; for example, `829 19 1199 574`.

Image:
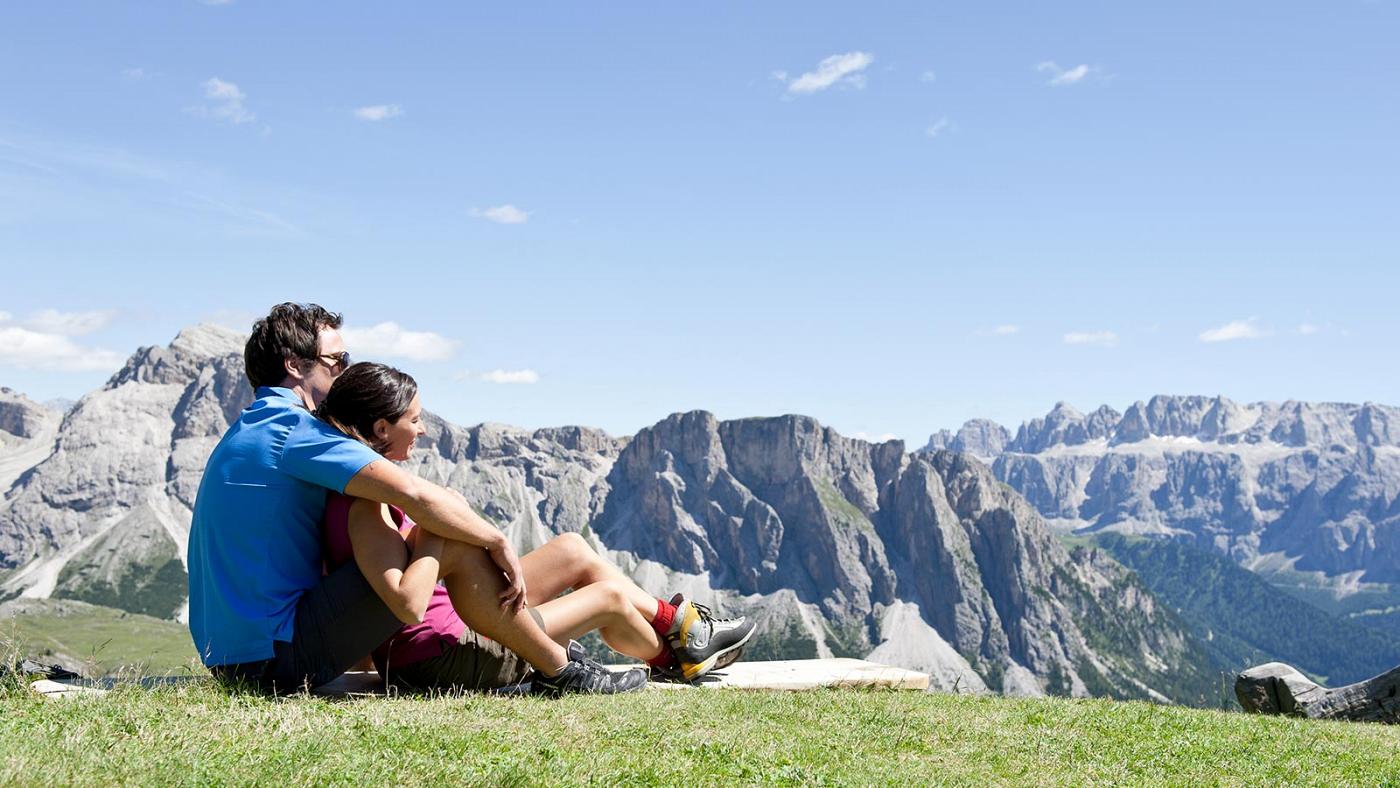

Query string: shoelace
691 602 740 625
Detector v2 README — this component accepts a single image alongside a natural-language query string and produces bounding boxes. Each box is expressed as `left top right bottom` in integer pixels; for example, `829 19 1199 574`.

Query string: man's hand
488 537 527 612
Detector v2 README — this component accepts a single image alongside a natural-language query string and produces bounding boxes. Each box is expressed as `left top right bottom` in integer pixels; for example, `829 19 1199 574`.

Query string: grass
2 680 1399 785
1 598 199 676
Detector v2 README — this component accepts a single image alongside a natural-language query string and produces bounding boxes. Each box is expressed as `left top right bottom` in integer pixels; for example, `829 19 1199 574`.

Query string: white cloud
0 326 125 372
919 70 938 83
24 309 114 336
196 77 255 124
991 324 1020 336
340 322 458 362
1063 331 1118 347
770 70 789 83
782 51 875 95
470 204 530 225
0 311 11 322
1037 61 1093 86
354 104 403 122
479 369 539 384
121 67 147 81
1199 318 1271 343
925 117 951 139
1297 323 1320 336
852 431 900 443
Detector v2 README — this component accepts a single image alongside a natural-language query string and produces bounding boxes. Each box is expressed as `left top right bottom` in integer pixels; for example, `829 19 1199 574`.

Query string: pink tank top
322 493 466 672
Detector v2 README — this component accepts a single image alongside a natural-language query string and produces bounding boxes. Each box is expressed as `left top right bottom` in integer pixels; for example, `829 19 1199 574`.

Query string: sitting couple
187 302 755 695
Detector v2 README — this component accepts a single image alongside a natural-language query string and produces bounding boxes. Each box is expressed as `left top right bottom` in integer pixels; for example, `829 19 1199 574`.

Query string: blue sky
1 2 1397 443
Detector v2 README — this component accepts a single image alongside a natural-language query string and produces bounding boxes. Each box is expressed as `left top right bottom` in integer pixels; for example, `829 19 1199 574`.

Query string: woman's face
375 394 425 461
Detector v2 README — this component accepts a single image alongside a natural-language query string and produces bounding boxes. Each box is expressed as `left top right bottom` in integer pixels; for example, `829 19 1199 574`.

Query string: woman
315 362 754 691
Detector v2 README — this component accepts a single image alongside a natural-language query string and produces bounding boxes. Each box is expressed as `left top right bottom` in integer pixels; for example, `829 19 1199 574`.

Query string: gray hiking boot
664 594 756 682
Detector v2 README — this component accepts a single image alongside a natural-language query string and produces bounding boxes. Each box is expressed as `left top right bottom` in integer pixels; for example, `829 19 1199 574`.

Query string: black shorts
210 560 404 694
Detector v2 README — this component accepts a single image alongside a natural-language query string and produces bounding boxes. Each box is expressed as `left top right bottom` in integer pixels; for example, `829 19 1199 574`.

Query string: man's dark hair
315 362 418 455
244 303 343 390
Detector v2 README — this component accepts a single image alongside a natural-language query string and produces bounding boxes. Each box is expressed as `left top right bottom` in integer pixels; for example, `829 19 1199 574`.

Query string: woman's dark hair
244 302 343 390
315 362 418 454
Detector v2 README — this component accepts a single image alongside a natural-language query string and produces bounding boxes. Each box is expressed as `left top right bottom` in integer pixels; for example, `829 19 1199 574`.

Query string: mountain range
3 328 1398 699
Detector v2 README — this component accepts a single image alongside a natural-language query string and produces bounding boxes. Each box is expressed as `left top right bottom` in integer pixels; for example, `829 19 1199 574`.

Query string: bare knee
595 580 631 614
550 532 591 560
440 540 495 578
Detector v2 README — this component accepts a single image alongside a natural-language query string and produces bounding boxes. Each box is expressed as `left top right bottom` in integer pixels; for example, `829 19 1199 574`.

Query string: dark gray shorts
385 624 533 693
211 559 404 694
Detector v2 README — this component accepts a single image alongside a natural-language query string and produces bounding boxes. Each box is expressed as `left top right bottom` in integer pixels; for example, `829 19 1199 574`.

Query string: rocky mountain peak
105 325 245 390
169 323 246 359
0 387 56 440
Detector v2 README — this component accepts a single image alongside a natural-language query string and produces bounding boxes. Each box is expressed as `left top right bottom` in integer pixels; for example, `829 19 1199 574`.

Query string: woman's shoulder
344 497 409 531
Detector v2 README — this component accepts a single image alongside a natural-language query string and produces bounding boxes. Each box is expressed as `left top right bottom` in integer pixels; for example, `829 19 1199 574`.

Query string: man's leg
256 560 405 693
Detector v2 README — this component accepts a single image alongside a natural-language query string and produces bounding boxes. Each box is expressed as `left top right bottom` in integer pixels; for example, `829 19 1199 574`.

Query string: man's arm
344 459 527 610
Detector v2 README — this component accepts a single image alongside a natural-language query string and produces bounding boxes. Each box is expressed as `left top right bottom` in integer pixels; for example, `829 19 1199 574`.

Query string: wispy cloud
184 192 301 235
1199 318 1271 343
479 369 540 384
121 67 147 81
193 77 255 124
919 70 938 83
990 324 1020 336
1297 322 1320 336
341 322 458 362
470 204 530 225
1063 330 1118 347
778 51 875 95
24 309 115 336
354 104 403 122
851 431 900 443
0 314 124 372
1036 61 1094 87
925 117 951 139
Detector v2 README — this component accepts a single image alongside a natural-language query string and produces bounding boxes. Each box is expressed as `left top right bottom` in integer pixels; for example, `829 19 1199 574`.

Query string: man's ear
283 355 306 383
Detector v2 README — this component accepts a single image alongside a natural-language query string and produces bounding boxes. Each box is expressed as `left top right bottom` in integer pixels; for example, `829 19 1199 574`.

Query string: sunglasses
311 351 351 371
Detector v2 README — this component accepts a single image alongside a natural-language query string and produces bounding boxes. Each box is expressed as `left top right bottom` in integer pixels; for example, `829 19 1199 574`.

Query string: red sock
647 598 678 668
651 598 676 637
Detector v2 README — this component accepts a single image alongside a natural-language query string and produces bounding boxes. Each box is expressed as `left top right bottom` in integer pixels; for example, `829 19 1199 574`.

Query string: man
187 302 751 694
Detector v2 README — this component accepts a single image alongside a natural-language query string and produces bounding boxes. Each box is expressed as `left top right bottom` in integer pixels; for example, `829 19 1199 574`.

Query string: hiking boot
664 594 757 682
530 651 647 697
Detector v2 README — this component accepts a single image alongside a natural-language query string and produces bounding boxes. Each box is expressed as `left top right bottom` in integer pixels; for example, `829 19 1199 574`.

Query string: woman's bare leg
532 580 663 661
435 539 568 674
520 533 660 619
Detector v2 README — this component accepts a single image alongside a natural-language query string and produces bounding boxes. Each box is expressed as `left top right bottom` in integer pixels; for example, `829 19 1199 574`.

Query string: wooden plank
646 658 930 691
34 659 931 700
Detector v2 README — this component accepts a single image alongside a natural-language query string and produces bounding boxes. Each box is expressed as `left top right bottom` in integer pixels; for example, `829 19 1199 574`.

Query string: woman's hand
488 537 527 612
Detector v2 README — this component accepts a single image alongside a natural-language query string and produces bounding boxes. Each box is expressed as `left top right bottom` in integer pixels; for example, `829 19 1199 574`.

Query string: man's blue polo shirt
187 386 382 667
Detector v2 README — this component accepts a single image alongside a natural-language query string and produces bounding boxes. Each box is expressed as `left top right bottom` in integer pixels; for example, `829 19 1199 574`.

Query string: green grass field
0 598 199 676
3 679 1398 785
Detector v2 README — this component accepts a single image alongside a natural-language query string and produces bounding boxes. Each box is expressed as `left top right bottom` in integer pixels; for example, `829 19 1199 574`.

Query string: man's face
303 326 348 408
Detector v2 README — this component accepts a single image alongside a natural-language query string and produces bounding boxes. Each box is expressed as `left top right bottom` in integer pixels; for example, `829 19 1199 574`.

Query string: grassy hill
0 598 199 676
1092 533 1400 686
2 680 1397 784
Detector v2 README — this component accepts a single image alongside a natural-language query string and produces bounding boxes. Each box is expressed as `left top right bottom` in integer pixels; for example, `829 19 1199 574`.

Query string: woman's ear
373 417 391 443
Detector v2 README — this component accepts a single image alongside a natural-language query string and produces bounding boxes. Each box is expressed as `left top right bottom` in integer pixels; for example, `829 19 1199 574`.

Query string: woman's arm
346 497 444 625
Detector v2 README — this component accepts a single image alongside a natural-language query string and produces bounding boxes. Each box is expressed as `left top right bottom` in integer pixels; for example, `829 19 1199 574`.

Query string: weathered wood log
1235 661 1400 724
